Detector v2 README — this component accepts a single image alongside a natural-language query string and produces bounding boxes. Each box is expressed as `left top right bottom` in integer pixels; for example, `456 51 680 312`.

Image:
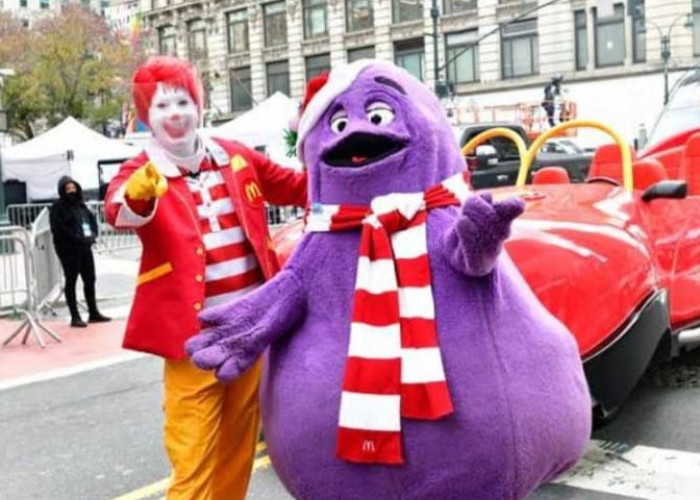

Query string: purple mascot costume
187 60 591 500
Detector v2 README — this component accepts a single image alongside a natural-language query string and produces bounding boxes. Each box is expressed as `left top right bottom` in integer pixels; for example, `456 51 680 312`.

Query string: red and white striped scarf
305 171 472 465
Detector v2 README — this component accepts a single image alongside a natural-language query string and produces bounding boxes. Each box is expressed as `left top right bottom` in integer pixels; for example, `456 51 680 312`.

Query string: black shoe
71 318 88 328
88 313 112 323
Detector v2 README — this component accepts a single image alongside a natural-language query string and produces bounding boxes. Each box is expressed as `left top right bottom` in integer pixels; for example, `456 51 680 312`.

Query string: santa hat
295 59 392 158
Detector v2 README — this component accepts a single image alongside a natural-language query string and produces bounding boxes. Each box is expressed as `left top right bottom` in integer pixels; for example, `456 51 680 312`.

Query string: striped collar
145 135 231 178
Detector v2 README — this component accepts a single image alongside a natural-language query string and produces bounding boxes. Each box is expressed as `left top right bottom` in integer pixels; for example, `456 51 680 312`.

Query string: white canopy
1 116 140 200
205 92 302 170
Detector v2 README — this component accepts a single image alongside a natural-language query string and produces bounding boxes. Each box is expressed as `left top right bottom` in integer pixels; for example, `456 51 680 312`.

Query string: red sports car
272 83 700 422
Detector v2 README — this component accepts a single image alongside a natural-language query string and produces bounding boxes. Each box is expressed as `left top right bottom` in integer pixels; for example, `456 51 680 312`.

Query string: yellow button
195 274 203 283
194 302 202 311
196 247 204 256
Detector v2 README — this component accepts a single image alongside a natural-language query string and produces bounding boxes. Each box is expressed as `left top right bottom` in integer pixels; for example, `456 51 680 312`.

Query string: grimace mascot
187 60 591 500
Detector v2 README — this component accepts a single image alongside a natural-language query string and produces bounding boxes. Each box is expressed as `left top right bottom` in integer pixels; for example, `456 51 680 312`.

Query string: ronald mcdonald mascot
186 60 591 500
105 56 306 500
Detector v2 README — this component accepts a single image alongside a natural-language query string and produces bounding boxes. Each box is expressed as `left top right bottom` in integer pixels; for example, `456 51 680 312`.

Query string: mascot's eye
366 103 395 126
330 112 348 134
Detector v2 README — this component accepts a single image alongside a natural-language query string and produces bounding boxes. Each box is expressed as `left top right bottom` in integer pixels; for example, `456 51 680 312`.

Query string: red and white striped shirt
185 160 263 309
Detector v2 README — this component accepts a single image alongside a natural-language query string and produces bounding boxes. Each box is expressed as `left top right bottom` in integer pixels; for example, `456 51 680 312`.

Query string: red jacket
105 137 307 359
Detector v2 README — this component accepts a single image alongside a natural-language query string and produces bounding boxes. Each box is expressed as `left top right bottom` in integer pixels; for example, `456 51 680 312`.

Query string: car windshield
647 73 700 147
464 136 522 160
558 140 584 154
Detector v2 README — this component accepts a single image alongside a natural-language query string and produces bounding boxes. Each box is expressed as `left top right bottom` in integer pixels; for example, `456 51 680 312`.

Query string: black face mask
65 192 80 205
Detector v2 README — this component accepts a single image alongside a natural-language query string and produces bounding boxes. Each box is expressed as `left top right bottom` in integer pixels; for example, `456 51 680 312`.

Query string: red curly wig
132 56 203 127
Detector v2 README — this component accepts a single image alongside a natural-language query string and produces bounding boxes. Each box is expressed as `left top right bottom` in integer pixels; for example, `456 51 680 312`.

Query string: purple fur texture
444 193 526 277
186 60 591 500
185 270 306 381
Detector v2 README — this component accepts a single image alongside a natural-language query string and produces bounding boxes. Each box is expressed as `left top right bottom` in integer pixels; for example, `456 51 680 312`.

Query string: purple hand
184 269 307 382
443 192 525 277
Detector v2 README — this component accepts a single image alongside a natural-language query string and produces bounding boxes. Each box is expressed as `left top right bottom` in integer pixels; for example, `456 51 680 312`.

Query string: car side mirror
475 145 498 169
641 180 688 202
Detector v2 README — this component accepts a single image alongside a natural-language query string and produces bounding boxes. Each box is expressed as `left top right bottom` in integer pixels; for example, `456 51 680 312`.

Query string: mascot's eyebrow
374 76 406 95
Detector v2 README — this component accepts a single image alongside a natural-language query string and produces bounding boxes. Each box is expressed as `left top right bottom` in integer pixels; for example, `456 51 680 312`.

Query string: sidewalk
0 317 138 387
0 251 141 388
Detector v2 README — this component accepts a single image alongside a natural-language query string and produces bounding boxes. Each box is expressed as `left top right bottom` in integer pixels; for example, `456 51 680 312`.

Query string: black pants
56 245 98 320
542 102 555 127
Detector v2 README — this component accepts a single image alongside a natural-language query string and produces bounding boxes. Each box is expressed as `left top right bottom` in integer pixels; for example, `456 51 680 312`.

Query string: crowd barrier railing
0 225 61 348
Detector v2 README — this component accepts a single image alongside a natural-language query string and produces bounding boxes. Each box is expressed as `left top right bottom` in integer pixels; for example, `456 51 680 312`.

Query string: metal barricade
7 201 301 255
30 208 63 315
7 204 49 229
266 204 303 230
88 201 141 255
0 226 31 314
7 202 142 256
0 225 61 348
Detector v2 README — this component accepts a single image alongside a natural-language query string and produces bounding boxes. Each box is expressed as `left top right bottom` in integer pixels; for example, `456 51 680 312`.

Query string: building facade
1 0 111 26
137 0 700 141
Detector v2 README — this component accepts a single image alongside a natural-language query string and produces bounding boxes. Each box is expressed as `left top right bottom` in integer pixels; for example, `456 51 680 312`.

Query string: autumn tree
0 12 44 140
0 6 146 140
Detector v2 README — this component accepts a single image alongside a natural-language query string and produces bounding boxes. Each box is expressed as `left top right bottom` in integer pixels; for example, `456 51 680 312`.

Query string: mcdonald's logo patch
231 155 248 172
245 181 263 204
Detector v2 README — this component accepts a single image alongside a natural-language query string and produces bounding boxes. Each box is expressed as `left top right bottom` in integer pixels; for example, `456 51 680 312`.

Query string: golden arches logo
245 181 262 203
231 155 248 172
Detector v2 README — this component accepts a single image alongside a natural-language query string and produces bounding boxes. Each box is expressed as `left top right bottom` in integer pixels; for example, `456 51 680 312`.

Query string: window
188 19 207 61
393 0 422 23
230 68 252 112
694 0 700 56
347 46 375 62
304 0 328 39
19 0 27 7
346 0 373 32
574 10 587 70
594 3 625 67
632 0 645 63
40 0 50 9
306 54 331 82
446 30 479 84
501 19 538 78
227 10 249 53
443 0 476 15
158 26 177 56
394 39 424 81
264 2 287 48
267 61 290 96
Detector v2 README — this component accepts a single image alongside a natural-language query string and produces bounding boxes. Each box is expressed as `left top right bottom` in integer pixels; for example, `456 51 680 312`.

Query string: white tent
205 92 302 170
1 116 140 200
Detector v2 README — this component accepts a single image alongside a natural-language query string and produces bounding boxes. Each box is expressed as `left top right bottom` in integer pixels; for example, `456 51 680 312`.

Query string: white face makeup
148 83 199 157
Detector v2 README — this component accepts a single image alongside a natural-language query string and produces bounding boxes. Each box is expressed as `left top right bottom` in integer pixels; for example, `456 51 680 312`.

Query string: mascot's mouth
324 132 406 168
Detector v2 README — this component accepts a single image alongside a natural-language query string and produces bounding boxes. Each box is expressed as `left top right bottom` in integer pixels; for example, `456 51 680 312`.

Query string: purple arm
185 269 307 382
442 193 525 277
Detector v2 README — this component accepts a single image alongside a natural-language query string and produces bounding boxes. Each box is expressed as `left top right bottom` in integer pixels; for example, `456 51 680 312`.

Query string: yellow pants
163 358 261 500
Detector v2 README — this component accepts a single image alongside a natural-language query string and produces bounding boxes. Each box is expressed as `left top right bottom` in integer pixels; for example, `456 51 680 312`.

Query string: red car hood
272 184 656 359
496 184 655 358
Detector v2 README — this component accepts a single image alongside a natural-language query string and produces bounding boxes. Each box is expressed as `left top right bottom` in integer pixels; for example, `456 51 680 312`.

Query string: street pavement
2 253 700 500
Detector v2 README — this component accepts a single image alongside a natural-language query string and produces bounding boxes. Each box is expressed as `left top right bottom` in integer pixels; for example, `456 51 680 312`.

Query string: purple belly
260 214 591 500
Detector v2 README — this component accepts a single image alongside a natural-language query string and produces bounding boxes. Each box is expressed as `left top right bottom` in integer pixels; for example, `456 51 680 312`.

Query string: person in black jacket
49 176 111 327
